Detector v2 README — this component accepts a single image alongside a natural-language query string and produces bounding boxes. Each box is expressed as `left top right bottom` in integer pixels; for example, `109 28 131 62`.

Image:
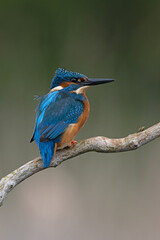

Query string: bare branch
0 122 160 206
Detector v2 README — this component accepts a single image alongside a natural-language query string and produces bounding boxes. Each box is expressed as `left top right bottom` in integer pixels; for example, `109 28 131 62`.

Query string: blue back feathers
50 68 88 89
32 82 86 168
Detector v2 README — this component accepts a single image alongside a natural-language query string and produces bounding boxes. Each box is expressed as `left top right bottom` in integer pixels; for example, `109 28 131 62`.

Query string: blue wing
31 89 85 167
36 91 84 142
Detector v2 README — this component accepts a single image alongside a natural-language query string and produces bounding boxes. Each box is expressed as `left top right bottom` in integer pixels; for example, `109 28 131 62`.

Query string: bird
30 68 114 168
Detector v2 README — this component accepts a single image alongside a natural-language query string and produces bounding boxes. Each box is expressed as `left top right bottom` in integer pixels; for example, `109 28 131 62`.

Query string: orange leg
69 140 77 147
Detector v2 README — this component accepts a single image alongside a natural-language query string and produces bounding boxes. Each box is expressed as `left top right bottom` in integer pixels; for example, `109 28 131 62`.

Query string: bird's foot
69 140 77 147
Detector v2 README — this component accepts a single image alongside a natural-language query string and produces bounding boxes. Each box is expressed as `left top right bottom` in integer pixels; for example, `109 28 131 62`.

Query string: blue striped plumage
50 68 88 89
31 84 85 167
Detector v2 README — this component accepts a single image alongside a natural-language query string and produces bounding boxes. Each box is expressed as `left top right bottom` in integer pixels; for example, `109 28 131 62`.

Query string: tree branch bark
0 122 160 207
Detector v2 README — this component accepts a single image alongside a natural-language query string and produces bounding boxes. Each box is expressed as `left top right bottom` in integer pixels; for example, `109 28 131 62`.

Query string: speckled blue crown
50 68 88 89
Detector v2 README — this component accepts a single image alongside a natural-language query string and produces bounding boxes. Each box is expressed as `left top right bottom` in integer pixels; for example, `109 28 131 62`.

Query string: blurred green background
1 0 160 239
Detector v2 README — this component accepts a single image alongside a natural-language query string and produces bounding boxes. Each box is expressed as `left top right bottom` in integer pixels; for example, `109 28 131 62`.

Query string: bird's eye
71 78 77 82
77 79 81 83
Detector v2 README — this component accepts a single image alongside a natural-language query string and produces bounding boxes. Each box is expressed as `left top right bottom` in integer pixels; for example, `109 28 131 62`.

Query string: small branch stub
0 122 160 206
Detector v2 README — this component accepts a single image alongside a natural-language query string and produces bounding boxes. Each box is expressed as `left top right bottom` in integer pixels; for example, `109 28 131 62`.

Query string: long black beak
82 78 115 86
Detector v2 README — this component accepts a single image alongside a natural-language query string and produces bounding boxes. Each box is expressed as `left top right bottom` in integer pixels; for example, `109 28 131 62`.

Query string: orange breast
58 95 90 148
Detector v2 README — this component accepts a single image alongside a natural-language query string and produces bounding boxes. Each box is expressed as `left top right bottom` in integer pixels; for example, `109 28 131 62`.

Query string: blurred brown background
0 0 160 239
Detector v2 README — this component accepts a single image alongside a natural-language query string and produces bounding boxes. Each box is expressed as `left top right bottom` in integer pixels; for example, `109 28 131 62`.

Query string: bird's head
50 68 114 92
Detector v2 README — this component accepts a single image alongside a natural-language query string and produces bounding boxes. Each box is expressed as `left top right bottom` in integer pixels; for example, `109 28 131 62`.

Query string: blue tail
39 140 55 168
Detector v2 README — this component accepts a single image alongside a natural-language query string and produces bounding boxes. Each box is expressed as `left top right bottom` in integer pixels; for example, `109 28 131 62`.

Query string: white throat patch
75 86 89 94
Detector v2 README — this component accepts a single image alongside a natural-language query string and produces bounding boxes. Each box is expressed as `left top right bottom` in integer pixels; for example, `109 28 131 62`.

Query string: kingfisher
30 68 114 168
